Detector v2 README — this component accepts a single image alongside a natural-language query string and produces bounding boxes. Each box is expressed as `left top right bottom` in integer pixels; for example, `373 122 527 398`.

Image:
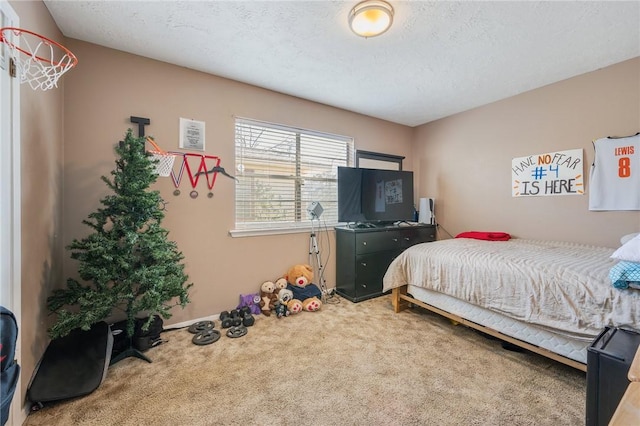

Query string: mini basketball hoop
146 137 176 177
0 27 78 91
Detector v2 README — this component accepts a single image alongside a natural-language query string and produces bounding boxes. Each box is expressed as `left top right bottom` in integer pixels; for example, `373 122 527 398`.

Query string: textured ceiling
43 1 640 127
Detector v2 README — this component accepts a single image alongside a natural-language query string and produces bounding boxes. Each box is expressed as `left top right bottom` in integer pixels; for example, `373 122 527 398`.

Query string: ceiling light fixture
348 0 394 38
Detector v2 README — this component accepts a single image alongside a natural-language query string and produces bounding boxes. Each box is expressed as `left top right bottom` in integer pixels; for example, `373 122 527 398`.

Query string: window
356 150 404 170
234 118 353 233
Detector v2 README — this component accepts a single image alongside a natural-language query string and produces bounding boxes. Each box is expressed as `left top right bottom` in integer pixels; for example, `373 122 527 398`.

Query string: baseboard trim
164 314 220 331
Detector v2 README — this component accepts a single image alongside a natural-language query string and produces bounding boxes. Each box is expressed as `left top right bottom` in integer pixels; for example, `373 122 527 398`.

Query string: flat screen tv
337 166 414 225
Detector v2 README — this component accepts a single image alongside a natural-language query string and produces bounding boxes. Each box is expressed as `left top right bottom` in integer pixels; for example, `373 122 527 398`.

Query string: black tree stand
110 336 151 365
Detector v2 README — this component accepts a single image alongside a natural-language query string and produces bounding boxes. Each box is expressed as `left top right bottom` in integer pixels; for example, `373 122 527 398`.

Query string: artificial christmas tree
47 129 192 364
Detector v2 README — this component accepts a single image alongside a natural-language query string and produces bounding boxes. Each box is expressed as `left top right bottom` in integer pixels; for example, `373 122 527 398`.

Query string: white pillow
612 233 640 262
621 232 640 245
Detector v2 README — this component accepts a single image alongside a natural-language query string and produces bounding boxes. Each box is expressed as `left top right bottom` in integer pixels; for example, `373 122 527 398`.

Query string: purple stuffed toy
236 293 261 315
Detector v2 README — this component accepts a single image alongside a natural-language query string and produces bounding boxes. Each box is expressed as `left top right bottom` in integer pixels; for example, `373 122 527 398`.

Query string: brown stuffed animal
284 264 322 312
274 277 288 292
287 299 303 314
259 281 277 316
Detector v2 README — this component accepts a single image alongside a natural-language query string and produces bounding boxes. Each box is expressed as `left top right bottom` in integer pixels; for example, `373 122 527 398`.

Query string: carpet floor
24 294 586 425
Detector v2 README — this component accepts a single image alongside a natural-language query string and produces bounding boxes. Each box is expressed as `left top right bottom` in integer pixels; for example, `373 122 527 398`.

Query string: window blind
235 118 353 231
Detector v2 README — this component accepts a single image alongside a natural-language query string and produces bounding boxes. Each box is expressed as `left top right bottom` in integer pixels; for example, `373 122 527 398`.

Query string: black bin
586 327 640 426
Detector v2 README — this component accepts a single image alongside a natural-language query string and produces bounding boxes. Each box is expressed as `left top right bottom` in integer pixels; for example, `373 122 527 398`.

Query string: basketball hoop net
146 137 177 177
0 27 78 91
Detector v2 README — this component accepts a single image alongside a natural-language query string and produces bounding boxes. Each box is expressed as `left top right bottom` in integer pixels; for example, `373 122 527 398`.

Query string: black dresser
335 224 436 302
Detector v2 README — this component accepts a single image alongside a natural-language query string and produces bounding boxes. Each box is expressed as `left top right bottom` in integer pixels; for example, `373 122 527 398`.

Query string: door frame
1 0 22 423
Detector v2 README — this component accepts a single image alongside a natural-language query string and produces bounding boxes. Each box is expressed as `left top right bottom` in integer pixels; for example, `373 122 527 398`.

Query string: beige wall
9 0 65 411
413 57 640 248
61 39 414 327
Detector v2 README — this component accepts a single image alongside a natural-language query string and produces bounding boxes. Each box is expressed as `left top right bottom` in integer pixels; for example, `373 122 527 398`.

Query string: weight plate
226 325 248 338
192 329 221 345
188 320 215 334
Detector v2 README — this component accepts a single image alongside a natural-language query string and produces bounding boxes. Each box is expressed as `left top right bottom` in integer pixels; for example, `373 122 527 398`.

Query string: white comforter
383 238 640 337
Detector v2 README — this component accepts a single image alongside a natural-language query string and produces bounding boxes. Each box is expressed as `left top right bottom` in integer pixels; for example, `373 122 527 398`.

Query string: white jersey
589 133 640 211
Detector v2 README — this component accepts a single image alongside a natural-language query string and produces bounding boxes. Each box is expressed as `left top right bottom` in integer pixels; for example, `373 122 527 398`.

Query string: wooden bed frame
391 285 587 372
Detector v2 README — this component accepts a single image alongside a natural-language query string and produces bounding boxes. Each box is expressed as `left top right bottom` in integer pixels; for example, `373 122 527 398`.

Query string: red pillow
455 231 511 241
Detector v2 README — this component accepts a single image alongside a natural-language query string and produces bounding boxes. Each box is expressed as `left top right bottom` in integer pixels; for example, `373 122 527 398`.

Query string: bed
382 237 640 371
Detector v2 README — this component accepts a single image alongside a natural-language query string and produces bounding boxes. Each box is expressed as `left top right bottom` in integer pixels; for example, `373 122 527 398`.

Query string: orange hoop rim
0 26 78 67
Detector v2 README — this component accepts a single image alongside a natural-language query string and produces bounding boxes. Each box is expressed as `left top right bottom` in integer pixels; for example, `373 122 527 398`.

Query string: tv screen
338 167 414 224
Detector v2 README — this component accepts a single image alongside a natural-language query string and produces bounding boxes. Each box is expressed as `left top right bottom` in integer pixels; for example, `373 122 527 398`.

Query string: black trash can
586 327 640 426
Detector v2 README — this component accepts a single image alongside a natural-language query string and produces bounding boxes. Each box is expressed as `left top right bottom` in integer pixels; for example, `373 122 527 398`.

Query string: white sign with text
512 149 584 197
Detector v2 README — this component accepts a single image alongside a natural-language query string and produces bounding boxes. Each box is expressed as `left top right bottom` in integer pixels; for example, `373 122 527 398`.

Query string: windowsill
229 223 338 238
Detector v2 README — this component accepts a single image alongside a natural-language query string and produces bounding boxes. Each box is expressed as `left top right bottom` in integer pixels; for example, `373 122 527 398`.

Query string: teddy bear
287 299 303 314
236 293 261 316
259 281 278 316
284 264 322 312
274 277 288 292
